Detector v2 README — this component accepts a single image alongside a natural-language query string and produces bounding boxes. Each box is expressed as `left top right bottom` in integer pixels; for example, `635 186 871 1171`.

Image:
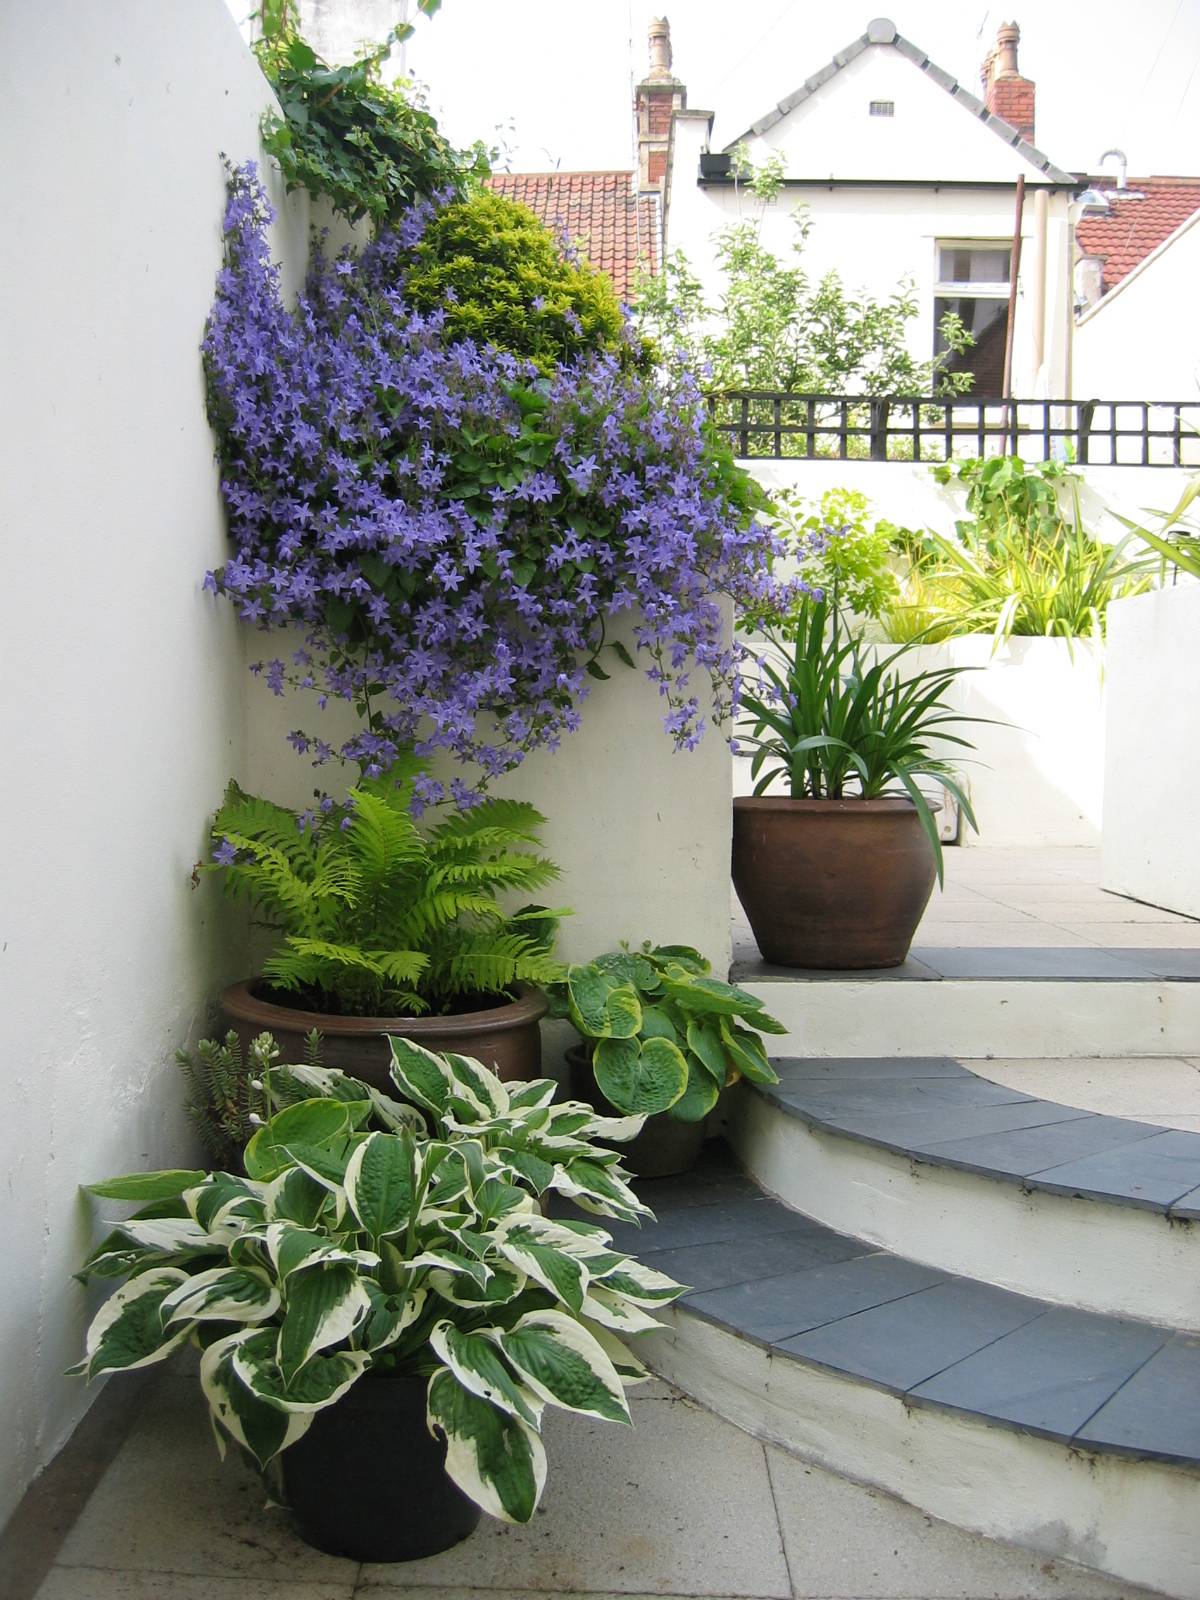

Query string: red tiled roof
1076 177 1200 292
485 171 660 301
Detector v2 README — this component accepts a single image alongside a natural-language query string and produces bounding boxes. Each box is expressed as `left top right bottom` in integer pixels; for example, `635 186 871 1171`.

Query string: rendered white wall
0 0 312 1532
1103 583 1200 917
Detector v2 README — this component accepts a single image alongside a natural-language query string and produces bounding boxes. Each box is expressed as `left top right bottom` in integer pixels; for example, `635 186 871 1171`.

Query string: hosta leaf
593 1035 688 1117
505 1079 558 1112
686 1018 729 1086
387 1036 456 1117
657 974 771 1020
494 1147 555 1192
277 1262 372 1383
200 1332 313 1471
430 1321 542 1425
264 1168 328 1228
637 1004 679 1045
244 1099 350 1180
427 1368 546 1524
583 1110 647 1145
580 1285 664 1334
671 1057 722 1123
490 1310 630 1424
160 1266 280 1326
491 1217 587 1311
581 1318 650 1382
77 1268 191 1378
428 1263 526 1308
344 1131 416 1239
231 1327 369 1413
594 1258 684 1307
86 1170 206 1202
115 1218 228 1254
187 1176 266 1232
650 944 709 974
548 1159 651 1223
565 966 641 1039
718 1021 780 1086
359 1283 426 1351
441 1052 510 1117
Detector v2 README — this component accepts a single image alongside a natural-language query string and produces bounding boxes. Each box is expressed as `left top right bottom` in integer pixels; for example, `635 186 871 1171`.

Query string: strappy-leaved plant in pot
549 942 784 1177
210 755 566 1087
734 596 985 970
71 1038 683 1562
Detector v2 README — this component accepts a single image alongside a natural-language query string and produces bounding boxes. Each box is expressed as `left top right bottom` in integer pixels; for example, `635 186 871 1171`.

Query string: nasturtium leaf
492 1310 630 1423
430 1321 542 1425
593 1035 687 1117
86 1170 206 1202
427 1368 546 1524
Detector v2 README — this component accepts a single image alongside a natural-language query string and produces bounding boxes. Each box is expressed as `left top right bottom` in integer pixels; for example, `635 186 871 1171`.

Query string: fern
209 761 568 1015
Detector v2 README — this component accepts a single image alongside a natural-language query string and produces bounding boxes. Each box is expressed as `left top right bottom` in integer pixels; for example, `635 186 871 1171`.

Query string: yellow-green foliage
404 192 631 372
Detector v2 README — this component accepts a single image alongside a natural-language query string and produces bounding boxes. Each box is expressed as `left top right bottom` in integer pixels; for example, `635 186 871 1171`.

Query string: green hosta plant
72 1039 681 1524
210 757 565 1016
737 599 984 879
549 943 784 1123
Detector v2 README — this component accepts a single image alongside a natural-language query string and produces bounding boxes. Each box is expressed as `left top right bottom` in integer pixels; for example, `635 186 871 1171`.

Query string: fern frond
214 785 313 869
398 890 506 941
427 855 561 893
217 835 324 935
428 798 548 846
437 933 567 996
343 789 424 887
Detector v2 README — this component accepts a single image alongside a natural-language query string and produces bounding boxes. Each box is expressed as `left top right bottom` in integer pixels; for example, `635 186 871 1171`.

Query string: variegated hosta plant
72 1039 683 1524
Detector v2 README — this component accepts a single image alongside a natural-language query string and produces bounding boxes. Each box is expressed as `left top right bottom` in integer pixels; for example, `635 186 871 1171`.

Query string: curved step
611 1147 1200 1600
725 1057 1200 1329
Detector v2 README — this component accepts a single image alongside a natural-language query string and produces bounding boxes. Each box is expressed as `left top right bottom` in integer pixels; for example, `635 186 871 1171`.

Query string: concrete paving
27 1369 1155 1600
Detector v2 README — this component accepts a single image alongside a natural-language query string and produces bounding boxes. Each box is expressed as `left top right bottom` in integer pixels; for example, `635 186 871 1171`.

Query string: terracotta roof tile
1076 177 1200 292
485 171 660 300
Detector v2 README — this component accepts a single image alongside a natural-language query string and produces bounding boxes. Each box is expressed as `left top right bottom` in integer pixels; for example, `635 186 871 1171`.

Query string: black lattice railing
705 393 1200 466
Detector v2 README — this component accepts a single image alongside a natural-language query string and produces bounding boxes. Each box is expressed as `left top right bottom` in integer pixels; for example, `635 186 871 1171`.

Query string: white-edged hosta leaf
493 1146 555 1192
76 1268 191 1378
583 1110 647 1144
442 1052 510 1117
113 1218 230 1254
547 1159 651 1223
86 1170 206 1202
186 1176 268 1232
581 1318 651 1382
410 1248 492 1288
360 1283 426 1351
257 1222 380 1280
580 1285 664 1334
366 1086 428 1134
199 1331 313 1471
231 1326 369 1414
427 1368 546 1524
489 1310 630 1424
386 1036 464 1118
277 1262 372 1383
344 1131 417 1240
593 1258 684 1307
76 1230 157 1282
243 1099 350 1180
263 1168 328 1228
160 1266 280 1326
490 1217 588 1312
505 1079 558 1112
428 1263 527 1308
430 1321 543 1426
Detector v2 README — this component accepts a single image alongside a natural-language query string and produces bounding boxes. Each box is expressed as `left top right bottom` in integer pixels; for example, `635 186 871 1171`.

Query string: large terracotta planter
565 1046 707 1178
219 981 547 1092
732 796 936 970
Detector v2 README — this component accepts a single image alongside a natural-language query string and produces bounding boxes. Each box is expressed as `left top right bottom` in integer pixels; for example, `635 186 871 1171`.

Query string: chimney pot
981 19 1035 144
647 17 674 81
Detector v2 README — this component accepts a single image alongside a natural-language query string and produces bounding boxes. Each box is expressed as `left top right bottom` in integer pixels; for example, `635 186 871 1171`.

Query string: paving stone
655 1225 870 1295
1169 1183 1200 1219
362 1395 791 1598
831 1097 1092 1151
973 1056 1200 1126
1075 1334 1200 1463
689 1253 945 1346
909 1307 1171 1440
771 1056 965 1084
1023 1128 1200 1208
913 947 1157 980
1106 947 1200 978
602 1197 815 1256
776 1279 1047 1393
766 1447 1145 1599
633 1148 759 1212
730 954 942 982
36 1571 353 1600
781 1074 1037 1116
915 1111 1168 1181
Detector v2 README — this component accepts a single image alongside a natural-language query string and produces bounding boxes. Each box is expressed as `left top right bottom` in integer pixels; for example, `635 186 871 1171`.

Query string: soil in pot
280 1368 480 1562
219 980 548 1093
732 796 937 970
565 1046 707 1178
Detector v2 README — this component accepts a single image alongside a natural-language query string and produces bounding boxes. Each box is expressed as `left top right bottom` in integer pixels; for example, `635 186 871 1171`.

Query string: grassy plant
1114 476 1200 580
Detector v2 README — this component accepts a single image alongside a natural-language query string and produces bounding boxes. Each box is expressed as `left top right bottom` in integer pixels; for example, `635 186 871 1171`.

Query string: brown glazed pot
565 1045 707 1179
732 796 937 970
219 980 547 1092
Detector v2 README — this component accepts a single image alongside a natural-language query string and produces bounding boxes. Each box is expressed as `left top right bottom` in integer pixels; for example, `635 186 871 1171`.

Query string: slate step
619 1145 1200 1599
725 1057 1200 1329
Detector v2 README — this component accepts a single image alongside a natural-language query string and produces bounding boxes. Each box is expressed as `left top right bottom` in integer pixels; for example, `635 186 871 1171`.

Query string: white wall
1103 583 1200 916
1074 212 1200 416
0 0 313 1532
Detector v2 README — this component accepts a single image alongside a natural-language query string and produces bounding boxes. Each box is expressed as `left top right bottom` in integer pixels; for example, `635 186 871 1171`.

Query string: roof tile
1076 178 1200 292
485 171 659 300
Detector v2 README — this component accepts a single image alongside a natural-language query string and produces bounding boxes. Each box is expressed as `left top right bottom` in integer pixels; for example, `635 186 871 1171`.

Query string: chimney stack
635 17 685 191
981 21 1036 145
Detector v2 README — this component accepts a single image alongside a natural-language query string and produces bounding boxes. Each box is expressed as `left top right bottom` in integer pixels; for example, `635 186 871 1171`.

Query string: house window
869 100 894 117
934 242 1010 395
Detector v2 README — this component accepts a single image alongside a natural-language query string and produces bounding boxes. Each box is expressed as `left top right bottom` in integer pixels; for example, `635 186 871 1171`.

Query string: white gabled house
648 18 1079 399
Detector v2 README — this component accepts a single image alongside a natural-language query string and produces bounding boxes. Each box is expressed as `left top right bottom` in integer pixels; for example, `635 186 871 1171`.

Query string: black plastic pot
280 1369 480 1562
565 1046 707 1178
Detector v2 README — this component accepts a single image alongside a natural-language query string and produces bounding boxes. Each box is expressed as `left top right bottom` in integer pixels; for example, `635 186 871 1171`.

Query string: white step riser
644 1308 1200 1600
728 1091 1200 1331
739 977 1200 1059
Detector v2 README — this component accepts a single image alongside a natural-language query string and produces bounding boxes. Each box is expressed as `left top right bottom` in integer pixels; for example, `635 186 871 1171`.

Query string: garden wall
0 0 314 1533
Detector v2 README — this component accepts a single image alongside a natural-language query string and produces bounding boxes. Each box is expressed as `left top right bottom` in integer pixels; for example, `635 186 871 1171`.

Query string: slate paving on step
760 1056 1200 1213
632 1146 1200 1468
730 945 1200 983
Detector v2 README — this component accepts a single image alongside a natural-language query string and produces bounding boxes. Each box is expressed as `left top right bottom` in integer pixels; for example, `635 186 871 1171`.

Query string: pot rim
733 795 938 816
220 979 548 1038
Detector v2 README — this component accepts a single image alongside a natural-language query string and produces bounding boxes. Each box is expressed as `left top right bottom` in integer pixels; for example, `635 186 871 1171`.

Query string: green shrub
772 486 908 619
404 192 633 372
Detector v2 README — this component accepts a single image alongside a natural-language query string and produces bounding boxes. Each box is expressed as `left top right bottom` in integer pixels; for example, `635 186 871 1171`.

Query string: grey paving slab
602 1197 816 1256
648 1222 870 1294
776 1279 1047 1394
361 1394 792 1598
1107 947 1200 978
1169 1183 1200 1219
909 1307 1171 1441
687 1253 945 1346
765 1448 1142 1600
828 1097 1092 1151
913 947 1157 980
781 1074 1038 1116
730 953 942 982
1023 1127 1200 1208
1075 1334 1200 1463
915 1111 1168 1181
36 1571 354 1600
634 1150 759 1212
772 1056 965 1083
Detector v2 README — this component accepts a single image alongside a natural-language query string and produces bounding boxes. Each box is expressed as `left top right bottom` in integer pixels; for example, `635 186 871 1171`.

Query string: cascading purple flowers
203 162 785 794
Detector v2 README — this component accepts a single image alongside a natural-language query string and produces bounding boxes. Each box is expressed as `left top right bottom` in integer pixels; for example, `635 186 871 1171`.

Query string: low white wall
0 0 312 1532
1103 583 1200 916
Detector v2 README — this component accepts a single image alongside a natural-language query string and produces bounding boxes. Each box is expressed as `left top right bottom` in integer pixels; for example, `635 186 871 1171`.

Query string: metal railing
705 392 1200 466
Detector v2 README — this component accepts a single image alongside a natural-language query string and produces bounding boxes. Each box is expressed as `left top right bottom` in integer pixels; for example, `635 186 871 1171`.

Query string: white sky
405 0 1200 179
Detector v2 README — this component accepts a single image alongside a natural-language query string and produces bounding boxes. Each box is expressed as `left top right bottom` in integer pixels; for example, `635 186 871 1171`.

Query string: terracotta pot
219 980 547 1092
281 1369 480 1561
565 1045 707 1178
731 796 936 970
